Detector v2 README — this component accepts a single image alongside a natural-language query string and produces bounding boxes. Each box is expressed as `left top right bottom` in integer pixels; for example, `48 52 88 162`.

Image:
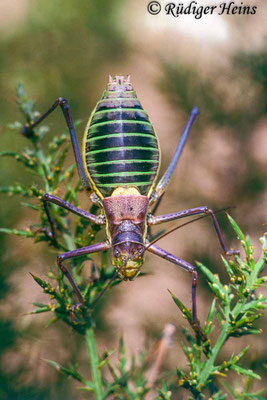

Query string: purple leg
57 241 110 303
21 98 91 191
148 206 239 256
151 107 199 203
147 244 199 325
147 193 166 241
42 193 105 240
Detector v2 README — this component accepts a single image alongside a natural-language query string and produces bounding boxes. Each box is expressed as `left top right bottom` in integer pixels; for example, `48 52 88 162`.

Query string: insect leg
43 193 104 225
57 241 110 304
147 243 199 326
42 196 57 239
151 107 199 203
21 98 90 191
148 206 239 256
147 193 166 241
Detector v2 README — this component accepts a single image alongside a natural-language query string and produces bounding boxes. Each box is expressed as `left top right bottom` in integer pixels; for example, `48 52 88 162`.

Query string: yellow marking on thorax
111 187 141 196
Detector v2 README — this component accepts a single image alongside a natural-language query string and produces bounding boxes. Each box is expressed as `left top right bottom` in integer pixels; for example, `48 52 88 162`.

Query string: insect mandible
22 75 239 325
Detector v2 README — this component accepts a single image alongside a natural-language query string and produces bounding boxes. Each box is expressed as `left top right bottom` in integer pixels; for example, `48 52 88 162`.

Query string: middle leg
148 206 239 256
41 193 105 240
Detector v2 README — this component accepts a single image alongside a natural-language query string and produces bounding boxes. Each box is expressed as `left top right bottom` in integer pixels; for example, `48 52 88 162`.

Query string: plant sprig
172 218 266 399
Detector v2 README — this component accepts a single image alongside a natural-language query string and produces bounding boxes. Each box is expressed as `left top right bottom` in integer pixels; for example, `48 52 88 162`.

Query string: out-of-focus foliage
158 48 266 253
160 49 267 129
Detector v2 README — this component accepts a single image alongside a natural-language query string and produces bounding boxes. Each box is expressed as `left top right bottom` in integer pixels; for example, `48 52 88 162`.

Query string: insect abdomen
83 76 160 198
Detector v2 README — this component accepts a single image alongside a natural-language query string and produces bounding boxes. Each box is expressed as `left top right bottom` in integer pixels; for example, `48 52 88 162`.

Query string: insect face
112 240 144 280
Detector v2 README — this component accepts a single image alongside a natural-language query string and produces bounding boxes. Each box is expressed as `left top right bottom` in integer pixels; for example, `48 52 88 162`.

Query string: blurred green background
0 0 266 398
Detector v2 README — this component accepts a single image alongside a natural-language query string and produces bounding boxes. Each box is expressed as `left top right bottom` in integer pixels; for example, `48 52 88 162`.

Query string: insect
22 75 238 325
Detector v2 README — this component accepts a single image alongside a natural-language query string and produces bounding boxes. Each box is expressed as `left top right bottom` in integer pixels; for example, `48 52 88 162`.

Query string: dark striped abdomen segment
84 90 160 198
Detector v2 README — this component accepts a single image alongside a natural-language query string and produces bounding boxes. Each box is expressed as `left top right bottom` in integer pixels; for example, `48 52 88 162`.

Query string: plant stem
85 326 104 399
198 316 230 386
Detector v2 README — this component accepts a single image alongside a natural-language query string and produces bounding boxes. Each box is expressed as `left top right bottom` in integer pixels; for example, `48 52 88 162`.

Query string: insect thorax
82 75 160 199
102 191 149 244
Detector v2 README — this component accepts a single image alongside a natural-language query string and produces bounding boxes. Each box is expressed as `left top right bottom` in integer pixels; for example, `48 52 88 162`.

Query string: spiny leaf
7 121 23 130
21 201 39 210
118 336 127 372
221 256 234 277
231 364 261 380
0 228 34 238
168 289 192 322
33 302 48 308
232 346 250 362
204 298 216 335
98 349 115 369
30 273 50 289
45 359 87 383
27 306 51 314
77 386 95 392
227 214 245 241
196 262 226 298
45 317 59 327
208 281 226 302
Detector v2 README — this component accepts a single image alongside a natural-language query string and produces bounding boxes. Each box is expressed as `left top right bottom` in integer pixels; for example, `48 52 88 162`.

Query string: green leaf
156 383 172 399
45 359 87 383
227 214 245 241
98 349 115 369
197 262 226 299
242 297 267 312
0 151 36 168
211 392 227 400
0 228 34 238
77 386 95 392
233 346 250 362
118 336 127 372
255 236 267 275
33 302 48 308
221 256 234 277
215 309 223 323
208 282 225 302
169 290 192 322
7 121 23 129
58 163 76 184
17 82 26 101
30 273 50 289
231 364 261 380
21 201 39 210
204 299 216 335
27 306 51 314
0 184 42 198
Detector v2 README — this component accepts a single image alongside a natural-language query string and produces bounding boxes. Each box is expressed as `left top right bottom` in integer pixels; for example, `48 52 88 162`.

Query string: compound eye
113 248 120 258
137 246 143 255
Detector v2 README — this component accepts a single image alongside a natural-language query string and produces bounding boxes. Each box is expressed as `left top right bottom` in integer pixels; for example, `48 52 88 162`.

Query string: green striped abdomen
83 76 160 198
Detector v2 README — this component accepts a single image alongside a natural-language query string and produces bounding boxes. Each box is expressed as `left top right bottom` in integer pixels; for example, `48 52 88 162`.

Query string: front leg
148 206 239 256
57 241 110 305
147 244 199 327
